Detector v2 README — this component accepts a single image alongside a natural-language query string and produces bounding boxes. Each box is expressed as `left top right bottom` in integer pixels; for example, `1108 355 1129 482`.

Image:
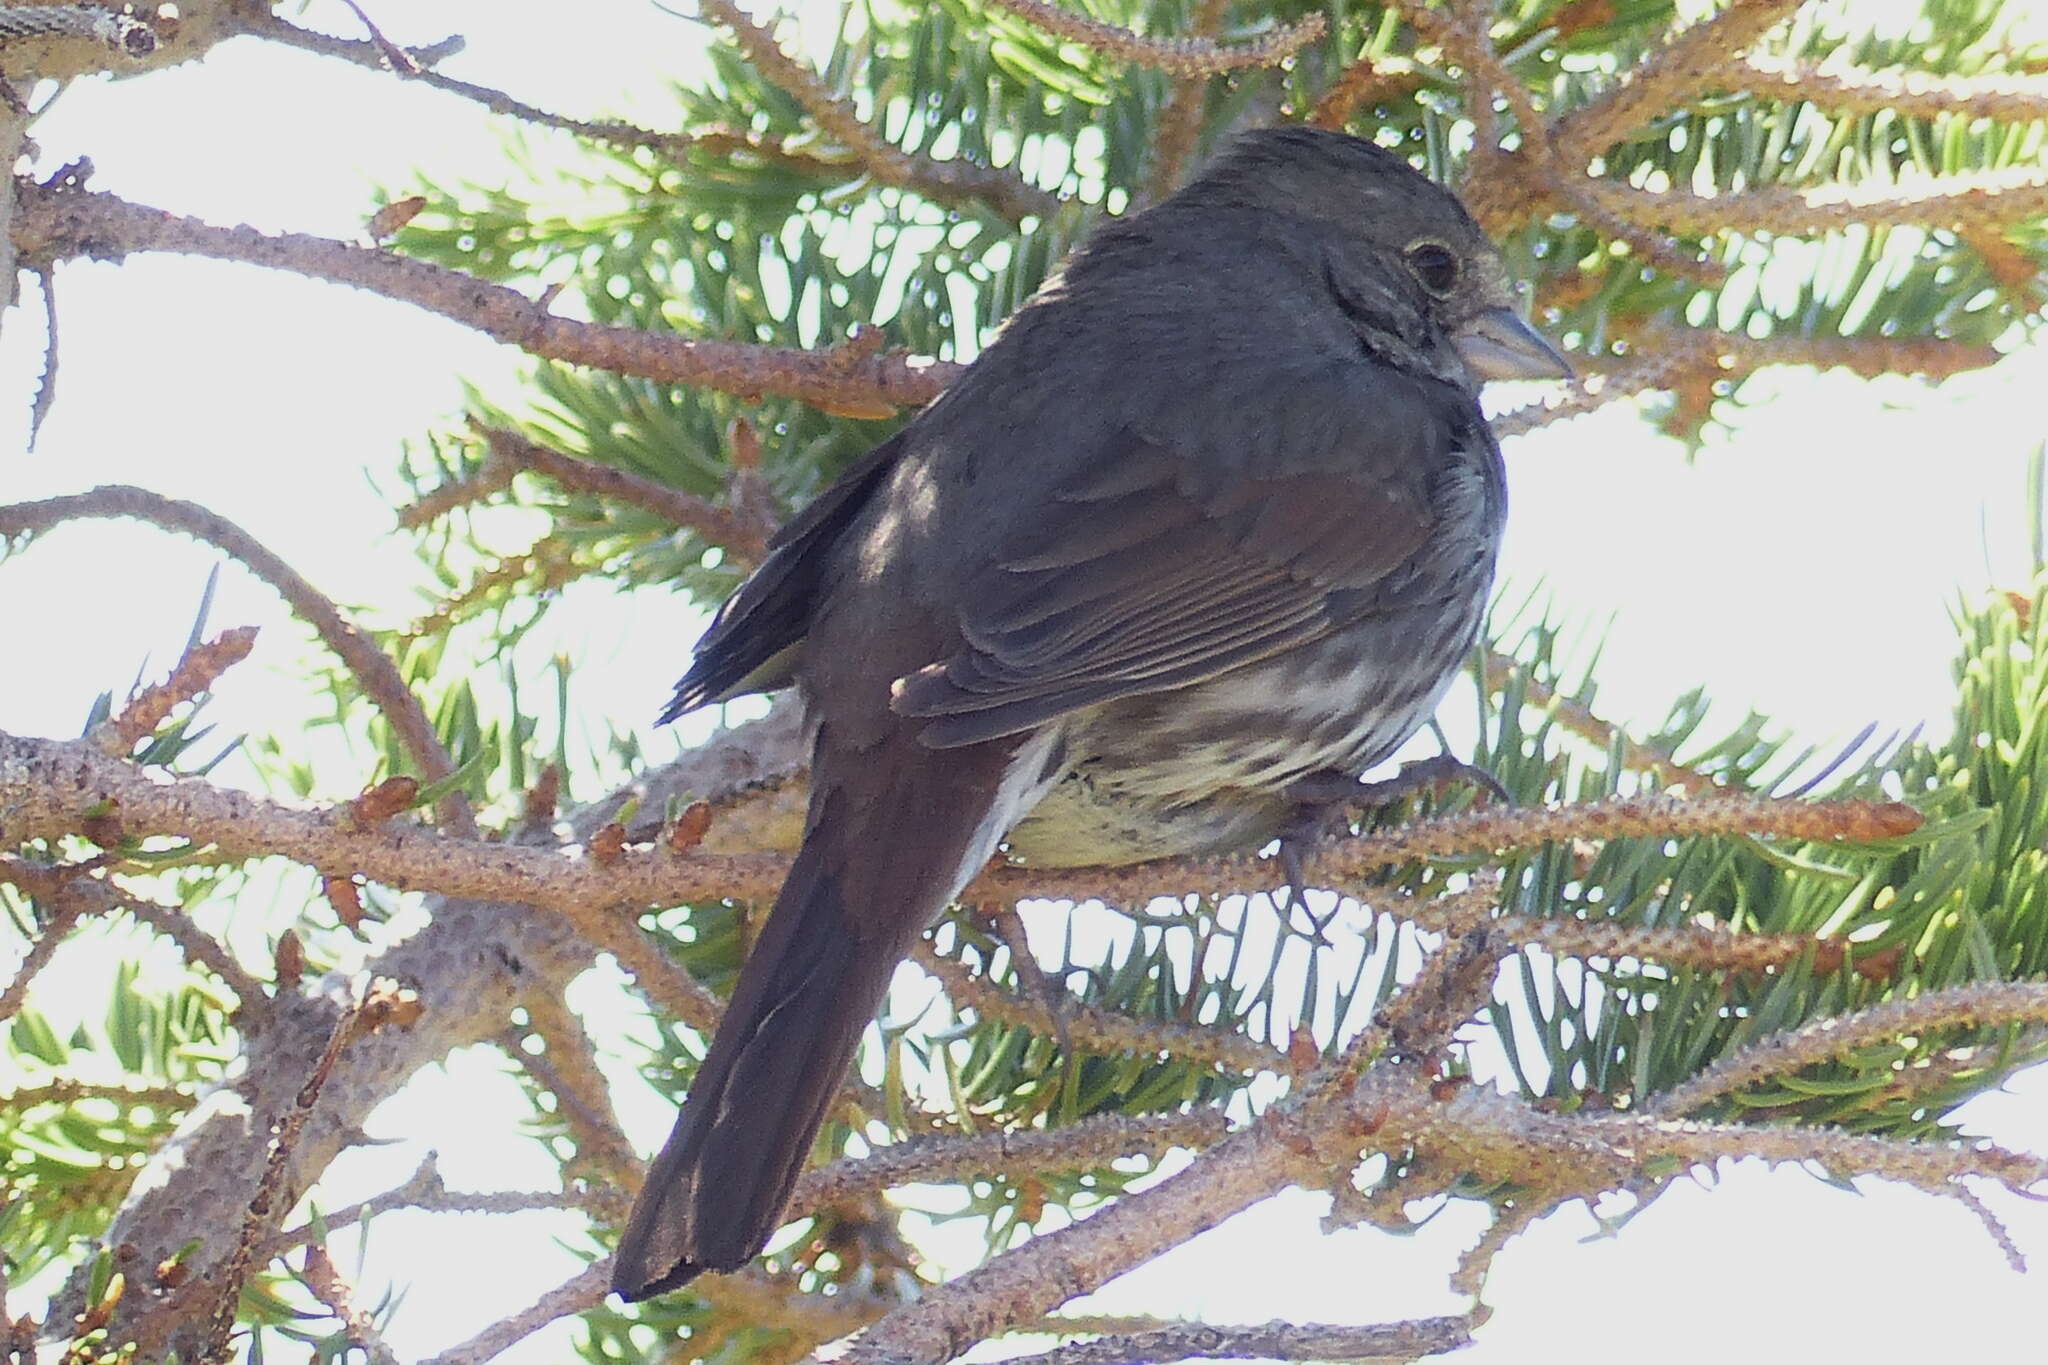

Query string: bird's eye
1406 242 1459 295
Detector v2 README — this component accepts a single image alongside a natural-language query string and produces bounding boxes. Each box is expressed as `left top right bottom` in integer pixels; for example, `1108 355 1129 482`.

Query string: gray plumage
614 125 1566 1300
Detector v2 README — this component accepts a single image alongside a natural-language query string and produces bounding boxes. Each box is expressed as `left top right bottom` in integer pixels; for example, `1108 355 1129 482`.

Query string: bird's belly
1004 598 1481 868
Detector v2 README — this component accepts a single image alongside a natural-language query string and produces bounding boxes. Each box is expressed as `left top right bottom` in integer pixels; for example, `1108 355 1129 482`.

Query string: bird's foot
983 901 1077 1075
1275 769 1366 941
1274 757 1511 939
1354 752 1512 812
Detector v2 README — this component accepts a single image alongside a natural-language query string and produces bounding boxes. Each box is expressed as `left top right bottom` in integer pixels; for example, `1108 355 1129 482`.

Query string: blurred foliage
7 0 2048 1358
0 959 228 1281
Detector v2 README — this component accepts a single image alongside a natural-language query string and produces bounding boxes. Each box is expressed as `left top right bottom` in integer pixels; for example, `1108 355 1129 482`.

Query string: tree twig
694 0 1057 223
297 1244 403 1365
0 488 475 837
230 9 704 157
415 1261 612 1365
997 1315 1478 1365
1141 0 1229 205
478 424 776 562
980 0 1326 76
9 179 965 414
1647 981 2048 1117
794 1110 1229 1210
197 979 419 1362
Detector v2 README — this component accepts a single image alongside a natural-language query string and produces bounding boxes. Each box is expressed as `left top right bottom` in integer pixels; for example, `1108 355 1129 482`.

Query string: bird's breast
1005 582 1489 868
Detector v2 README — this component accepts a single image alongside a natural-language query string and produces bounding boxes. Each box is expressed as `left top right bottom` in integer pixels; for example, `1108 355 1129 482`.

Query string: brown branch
298 1244 402 1365
416 1261 613 1365
1449 1196 1547 1296
228 8 699 158
0 733 1923 977
393 443 517 530
1399 2 1543 156
979 0 1326 77
694 0 1056 223
10 178 966 414
332 0 416 74
1384 3 1726 281
1327 789 1921 866
999 1315 1478 1365
1647 982 2048 1117
839 1091 1331 1364
512 997 643 1185
1953 1186 2028 1274
265 1157 621 1263
1494 326 2003 438
110 888 271 1023
587 905 728 1033
35 720 809 1355
1308 50 1426 130
1490 332 1720 439
794 1110 1229 1210
479 424 776 562
198 979 418 1362
1738 52 2048 124
1349 887 1507 1066
1141 0 1228 205
1555 0 1808 158
0 1080 191 1113
913 941 1288 1073
105 626 258 751
1481 649 1718 795
28 264 56 449
0 897 90 1023
1583 163 2048 238
1384 888 1823 976
844 917 1500 1364
976 791 1924 908
0 487 475 837
402 536 590 642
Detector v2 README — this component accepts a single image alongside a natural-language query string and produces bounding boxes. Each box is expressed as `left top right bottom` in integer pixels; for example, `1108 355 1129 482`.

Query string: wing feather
895 365 1471 750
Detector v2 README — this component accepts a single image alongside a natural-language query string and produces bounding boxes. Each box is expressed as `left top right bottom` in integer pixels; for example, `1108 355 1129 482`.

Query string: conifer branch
477 424 777 562
0 487 476 836
297 1244 402 1365
1308 50 1425 129
111 889 271 1024
1142 0 1229 204
1647 982 2048 1118
1482 650 1719 795
979 0 1327 76
415 1261 614 1365
510 999 645 1185
0 892 88 1024
694 0 1058 223
7 178 966 413
1586 164 2048 237
793 1110 1230 1209
999 1315 1479 1365
1554 0 1808 158
231 8 697 157
1738 52 2048 124
265 1158 621 1263
913 940 1290 1073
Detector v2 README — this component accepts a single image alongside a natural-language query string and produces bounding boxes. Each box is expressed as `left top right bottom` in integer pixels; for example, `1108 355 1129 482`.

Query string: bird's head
1179 126 1571 387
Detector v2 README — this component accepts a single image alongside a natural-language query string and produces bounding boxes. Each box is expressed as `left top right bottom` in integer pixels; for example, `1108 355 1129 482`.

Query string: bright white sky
2 2 2046 1361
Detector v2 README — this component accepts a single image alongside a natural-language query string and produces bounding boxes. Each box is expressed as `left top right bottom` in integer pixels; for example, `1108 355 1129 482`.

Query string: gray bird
613 125 1569 1300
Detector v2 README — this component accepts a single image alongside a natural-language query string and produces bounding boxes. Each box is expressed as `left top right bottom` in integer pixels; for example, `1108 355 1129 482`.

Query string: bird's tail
612 738 1019 1300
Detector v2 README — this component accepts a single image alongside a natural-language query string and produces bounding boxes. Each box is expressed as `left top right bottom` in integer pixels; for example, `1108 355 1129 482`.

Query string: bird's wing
661 431 909 722
893 365 1478 748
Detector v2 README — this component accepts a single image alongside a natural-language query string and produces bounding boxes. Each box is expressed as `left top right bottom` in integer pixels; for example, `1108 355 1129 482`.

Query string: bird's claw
1274 755 1511 940
1354 752 1514 810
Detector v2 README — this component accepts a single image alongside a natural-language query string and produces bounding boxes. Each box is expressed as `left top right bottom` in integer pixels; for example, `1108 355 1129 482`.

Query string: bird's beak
1453 308 1573 382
